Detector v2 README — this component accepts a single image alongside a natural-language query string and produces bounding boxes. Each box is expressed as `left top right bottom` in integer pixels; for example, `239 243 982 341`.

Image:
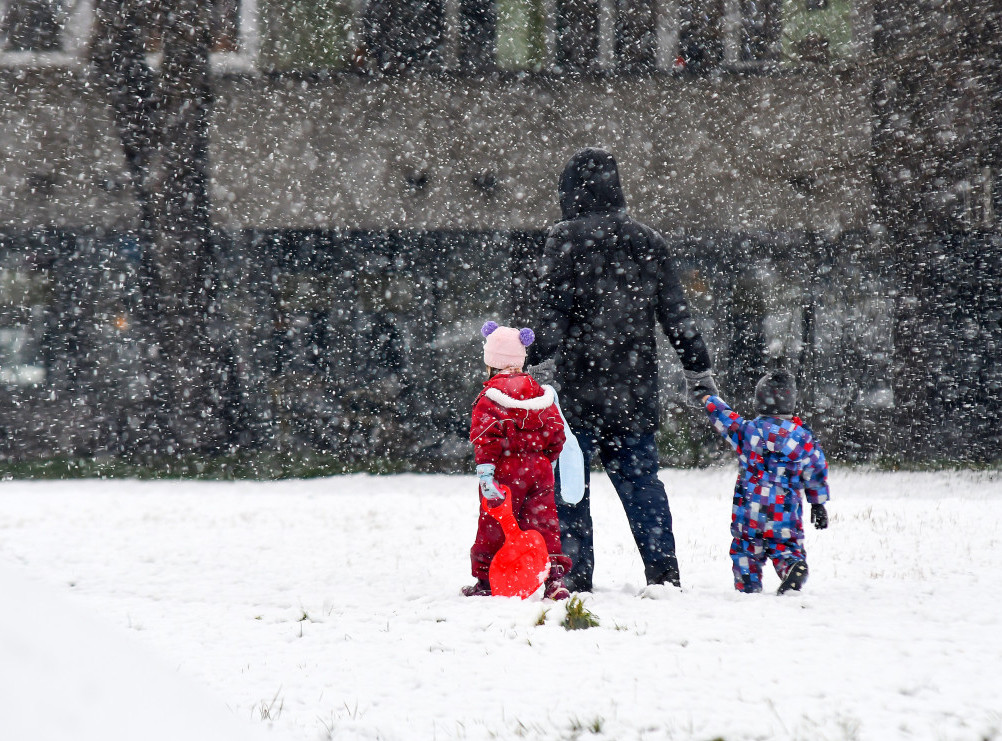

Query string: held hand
526 358 557 387
684 369 718 407
476 463 504 501
811 503 828 530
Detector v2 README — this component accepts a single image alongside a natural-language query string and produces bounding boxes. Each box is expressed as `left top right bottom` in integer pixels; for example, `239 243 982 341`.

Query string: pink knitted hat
482 321 535 369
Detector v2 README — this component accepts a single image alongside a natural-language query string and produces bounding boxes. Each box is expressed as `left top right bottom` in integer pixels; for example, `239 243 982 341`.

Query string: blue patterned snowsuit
702 395 830 593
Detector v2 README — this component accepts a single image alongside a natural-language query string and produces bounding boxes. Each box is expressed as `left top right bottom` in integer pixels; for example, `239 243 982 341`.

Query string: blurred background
0 0 998 474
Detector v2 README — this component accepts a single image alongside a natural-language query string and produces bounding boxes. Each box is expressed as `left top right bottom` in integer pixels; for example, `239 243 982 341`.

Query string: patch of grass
866 455 1002 472
569 716 605 736
561 595 599 631
257 687 284 721
534 608 549 626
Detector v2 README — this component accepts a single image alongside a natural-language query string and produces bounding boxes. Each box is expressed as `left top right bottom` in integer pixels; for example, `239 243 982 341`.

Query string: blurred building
0 0 998 464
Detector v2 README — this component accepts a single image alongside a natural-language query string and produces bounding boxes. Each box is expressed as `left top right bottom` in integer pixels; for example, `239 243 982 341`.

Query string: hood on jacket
559 147 627 220
480 373 556 430
483 372 550 403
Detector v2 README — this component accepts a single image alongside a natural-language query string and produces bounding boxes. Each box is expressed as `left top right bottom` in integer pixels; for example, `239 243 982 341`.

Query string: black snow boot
650 554 681 588
777 561 809 595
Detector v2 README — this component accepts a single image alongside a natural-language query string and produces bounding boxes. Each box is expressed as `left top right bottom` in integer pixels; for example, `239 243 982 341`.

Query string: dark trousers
556 430 677 591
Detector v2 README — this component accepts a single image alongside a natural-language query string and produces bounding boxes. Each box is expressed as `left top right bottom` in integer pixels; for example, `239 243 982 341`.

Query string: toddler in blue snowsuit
699 368 830 594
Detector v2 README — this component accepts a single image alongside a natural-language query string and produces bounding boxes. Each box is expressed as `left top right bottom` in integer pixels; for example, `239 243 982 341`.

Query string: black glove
811 503 828 530
684 369 718 406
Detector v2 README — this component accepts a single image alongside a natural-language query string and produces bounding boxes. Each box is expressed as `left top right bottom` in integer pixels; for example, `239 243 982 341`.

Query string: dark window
615 0 658 71
738 0 782 62
138 0 248 55
1 0 64 52
363 0 446 72
260 0 356 71
678 0 724 74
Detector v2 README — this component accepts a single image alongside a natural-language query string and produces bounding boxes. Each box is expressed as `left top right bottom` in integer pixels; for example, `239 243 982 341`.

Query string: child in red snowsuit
463 321 572 600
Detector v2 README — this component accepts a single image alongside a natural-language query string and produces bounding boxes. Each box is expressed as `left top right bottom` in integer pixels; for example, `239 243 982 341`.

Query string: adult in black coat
527 147 717 592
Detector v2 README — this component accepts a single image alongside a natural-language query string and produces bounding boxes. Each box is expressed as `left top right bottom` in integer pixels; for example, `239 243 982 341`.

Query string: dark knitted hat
755 368 798 416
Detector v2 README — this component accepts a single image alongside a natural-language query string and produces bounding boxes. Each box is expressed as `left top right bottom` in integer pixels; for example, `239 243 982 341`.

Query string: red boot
462 578 491 597
543 562 570 600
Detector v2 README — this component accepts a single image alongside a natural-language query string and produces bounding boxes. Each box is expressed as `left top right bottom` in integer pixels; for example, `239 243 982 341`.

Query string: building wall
0 70 135 232
1 69 871 235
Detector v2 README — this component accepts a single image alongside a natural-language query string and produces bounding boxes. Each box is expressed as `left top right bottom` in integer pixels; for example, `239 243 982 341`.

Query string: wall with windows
1 1 999 465
250 0 864 73
1 75 870 235
210 72 870 233
0 0 257 69
0 0 865 71
0 0 871 234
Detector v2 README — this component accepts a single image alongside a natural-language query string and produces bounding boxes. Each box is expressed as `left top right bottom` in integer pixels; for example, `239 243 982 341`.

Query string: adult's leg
556 431 595 592
598 432 678 584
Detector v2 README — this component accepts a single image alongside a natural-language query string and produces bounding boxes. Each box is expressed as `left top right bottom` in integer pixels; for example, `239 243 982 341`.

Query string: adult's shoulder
616 218 673 271
630 218 671 252
543 219 581 258
545 218 577 241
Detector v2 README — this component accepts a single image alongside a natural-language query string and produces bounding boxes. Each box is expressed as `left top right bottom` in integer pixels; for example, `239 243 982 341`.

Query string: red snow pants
470 453 571 581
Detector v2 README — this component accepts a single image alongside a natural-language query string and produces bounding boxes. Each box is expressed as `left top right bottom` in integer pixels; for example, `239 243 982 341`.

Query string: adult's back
530 148 712 435
527 148 718 591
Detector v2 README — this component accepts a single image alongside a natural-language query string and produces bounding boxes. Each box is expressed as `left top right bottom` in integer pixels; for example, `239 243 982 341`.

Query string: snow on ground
1 467 1000 741
0 559 280 741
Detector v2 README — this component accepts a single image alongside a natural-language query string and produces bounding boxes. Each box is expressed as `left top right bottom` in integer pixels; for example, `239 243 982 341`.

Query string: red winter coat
470 372 566 467
468 372 570 581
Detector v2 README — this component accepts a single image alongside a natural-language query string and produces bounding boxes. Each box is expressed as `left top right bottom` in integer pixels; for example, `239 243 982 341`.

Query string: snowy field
1 467 1000 741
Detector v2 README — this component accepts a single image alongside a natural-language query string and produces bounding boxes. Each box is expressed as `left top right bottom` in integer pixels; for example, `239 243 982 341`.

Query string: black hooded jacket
528 148 712 435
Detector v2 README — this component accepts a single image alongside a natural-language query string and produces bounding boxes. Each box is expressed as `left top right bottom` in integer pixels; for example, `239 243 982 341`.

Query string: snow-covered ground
1 468 1000 741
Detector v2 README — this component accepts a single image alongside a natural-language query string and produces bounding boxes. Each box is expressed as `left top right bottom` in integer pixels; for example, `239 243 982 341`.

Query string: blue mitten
476 463 504 500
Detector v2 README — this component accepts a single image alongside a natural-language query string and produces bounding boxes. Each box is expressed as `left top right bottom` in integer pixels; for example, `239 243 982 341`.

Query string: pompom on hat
482 321 535 369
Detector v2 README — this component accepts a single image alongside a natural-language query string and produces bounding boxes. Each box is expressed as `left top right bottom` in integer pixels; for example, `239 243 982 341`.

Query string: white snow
0 560 279 741
1 467 1000 741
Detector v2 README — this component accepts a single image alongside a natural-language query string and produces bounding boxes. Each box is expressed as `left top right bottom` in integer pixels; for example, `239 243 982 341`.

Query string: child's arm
470 403 507 499
469 402 505 467
801 436 830 505
700 394 747 452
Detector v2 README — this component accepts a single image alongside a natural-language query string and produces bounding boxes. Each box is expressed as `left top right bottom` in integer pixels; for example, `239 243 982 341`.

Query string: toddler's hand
811 503 828 530
476 463 504 500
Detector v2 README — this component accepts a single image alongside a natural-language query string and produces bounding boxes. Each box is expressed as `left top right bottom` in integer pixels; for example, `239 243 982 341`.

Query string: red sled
483 485 550 599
